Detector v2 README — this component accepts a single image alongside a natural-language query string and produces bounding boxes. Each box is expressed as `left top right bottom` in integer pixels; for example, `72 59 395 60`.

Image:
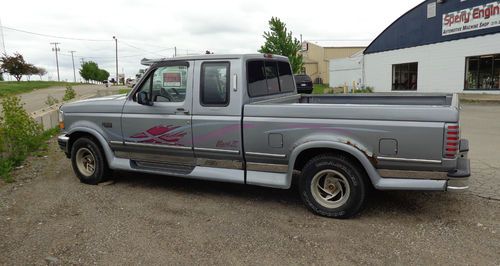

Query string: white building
330 0 500 93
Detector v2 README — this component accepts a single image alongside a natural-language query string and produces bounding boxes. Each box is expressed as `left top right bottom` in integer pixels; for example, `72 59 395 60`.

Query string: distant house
300 41 368 85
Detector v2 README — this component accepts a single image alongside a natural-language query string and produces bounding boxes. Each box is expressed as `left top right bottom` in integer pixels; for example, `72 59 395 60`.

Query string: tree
79 61 99 83
0 53 33 82
36 67 47 80
25 64 38 82
97 69 110 81
0 72 3 81
259 17 304 74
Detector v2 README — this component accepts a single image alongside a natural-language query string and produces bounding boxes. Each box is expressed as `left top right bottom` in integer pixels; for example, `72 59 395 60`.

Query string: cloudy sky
1 0 422 81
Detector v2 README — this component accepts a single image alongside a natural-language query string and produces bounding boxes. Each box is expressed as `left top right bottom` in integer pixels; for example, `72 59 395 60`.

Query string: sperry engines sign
442 1 500 36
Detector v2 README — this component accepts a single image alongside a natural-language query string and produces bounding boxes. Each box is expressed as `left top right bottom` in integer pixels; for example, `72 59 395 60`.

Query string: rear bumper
446 139 470 191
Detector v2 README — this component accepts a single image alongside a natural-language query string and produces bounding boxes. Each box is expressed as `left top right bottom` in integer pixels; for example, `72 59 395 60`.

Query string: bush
0 96 44 182
62 85 76 101
45 95 59 106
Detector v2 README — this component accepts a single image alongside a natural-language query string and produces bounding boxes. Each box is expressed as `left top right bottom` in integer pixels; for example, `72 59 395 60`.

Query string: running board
131 160 194 175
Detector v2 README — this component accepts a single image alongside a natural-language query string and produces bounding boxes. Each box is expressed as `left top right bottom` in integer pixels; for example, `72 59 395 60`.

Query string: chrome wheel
75 147 96 177
310 169 350 209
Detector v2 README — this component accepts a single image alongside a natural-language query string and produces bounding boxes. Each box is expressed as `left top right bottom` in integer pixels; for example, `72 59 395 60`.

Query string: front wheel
71 137 111 185
299 154 368 219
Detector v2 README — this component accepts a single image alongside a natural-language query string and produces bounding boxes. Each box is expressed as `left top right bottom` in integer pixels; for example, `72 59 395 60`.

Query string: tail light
444 124 460 159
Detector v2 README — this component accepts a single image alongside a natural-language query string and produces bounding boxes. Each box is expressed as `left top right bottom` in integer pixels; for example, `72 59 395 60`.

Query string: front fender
66 125 115 166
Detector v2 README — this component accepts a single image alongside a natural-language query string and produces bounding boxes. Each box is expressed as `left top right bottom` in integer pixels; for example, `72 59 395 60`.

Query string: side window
201 62 230 106
248 60 267 97
278 61 294 92
247 59 295 97
136 65 188 102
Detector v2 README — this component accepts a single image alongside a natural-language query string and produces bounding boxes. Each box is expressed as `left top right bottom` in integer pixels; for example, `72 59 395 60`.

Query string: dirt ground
0 138 498 265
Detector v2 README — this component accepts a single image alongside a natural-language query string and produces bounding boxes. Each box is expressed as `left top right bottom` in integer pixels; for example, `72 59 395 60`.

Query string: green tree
259 17 303 74
79 61 100 83
98 69 110 82
0 53 33 82
0 72 3 81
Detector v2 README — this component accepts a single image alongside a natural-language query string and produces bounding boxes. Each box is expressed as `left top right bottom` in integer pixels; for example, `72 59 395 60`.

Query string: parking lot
0 104 498 265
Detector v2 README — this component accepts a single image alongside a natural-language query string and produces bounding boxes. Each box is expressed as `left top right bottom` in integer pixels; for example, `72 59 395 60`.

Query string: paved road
461 104 500 200
17 84 115 113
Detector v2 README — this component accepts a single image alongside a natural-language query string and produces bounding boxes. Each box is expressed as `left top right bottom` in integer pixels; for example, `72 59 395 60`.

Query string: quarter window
201 62 230 106
392 62 418 91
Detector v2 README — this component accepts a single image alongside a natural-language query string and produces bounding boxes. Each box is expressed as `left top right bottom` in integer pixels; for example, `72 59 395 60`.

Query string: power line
1 25 111 42
119 40 174 57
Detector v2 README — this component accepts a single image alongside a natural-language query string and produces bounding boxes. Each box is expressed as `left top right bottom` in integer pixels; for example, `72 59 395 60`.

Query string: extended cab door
117 61 195 171
191 59 245 184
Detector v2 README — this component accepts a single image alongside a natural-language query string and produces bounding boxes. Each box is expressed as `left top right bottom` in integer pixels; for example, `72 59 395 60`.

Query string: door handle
176 108 189 115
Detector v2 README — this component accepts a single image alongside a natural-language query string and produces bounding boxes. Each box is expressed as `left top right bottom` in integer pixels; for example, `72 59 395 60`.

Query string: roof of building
364 0 500 54
307 40 371 48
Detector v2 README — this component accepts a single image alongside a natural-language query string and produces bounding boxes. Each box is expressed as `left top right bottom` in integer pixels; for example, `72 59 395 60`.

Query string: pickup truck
57 54 470 218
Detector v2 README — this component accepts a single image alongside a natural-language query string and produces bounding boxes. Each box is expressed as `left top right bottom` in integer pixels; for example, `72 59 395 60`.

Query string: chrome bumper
57 134 69 154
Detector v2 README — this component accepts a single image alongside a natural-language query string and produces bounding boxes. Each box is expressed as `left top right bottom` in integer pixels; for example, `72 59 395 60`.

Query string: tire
70 137 111 185
299 153 368 219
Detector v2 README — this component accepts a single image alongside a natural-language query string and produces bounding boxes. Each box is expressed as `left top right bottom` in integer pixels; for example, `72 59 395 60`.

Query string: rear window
247 60 296 97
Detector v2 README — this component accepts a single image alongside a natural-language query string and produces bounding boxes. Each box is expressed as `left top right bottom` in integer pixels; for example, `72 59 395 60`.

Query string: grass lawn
118 88 132 94
0 81 80 97
312 84 330 94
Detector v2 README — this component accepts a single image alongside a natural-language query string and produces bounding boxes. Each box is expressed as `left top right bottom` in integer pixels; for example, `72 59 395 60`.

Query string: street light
113 36 118 85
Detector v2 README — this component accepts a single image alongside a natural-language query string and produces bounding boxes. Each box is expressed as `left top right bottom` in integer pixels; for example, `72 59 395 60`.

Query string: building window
392 63 418 91
465 54 500 90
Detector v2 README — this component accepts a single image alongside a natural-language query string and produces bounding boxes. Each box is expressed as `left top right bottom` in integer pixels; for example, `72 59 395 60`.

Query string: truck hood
61 94 127 113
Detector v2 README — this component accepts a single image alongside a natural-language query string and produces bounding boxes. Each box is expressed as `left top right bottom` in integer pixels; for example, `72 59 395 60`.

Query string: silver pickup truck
57 54 470 218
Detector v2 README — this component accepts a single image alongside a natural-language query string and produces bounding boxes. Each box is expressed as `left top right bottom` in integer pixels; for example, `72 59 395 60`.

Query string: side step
131 160 194 175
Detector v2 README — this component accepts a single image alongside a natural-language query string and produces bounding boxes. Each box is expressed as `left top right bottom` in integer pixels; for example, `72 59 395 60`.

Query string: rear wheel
299 154 368 219
71 137 111 185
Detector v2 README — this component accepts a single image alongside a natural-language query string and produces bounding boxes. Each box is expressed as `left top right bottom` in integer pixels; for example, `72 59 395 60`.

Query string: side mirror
137 91 153 106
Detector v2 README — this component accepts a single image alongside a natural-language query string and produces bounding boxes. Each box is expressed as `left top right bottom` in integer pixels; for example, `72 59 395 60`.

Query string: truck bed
245 93 460 123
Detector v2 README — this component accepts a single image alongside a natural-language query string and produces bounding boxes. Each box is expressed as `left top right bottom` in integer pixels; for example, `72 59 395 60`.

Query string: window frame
131 61 190 103
199 61 231 107
464 53 500 91
246 59 296 98
391 62 418 91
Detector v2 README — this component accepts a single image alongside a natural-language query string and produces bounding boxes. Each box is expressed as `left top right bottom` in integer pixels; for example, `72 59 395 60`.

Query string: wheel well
67 132 99 156
293 148 364 172
293 147 373 189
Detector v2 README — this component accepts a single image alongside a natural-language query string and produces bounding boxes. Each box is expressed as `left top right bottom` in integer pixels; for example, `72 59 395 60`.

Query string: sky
0 0 423 82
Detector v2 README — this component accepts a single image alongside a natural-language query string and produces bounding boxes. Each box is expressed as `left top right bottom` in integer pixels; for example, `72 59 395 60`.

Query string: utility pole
174 46 177 57
69 50 76 83
0 17 6 54
112 36 118 84
50 42 61 82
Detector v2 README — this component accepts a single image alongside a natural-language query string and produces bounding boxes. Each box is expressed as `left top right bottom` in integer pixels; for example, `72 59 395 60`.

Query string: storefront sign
442 1 500 36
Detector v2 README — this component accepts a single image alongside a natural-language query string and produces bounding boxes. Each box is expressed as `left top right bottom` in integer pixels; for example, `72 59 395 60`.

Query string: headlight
58 109 65 129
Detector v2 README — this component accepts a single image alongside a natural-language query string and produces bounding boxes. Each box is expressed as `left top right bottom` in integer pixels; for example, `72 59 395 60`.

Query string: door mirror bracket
137 91 153 106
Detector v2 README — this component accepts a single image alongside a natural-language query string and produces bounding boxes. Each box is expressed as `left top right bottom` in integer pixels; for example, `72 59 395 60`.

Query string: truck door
191 59 244 184
118 61 195 172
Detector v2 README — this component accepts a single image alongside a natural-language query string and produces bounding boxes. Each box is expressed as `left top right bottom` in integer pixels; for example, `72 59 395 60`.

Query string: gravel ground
0 138 498 265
